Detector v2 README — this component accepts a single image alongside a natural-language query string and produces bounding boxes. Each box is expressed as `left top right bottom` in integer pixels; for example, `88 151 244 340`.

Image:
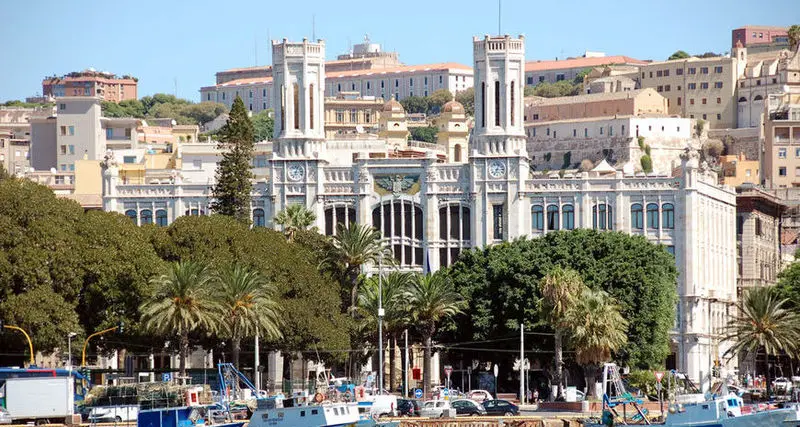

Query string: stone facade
100 36 738 389
736 187 785 291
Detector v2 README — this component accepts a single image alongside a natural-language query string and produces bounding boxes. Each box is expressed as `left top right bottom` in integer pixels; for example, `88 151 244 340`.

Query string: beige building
323 92 384 138
764 92 800 187
524 88 668 123
737 45 796 128
719 153 760 187
639 52 741 129
524 54 647 85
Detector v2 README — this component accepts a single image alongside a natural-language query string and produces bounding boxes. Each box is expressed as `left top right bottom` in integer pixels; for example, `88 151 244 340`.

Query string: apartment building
42 70 138 103
732 25 790 54
524 54 647 86
524 88 668 123
764 92 800 187
736 186 786 294
0 107 53 174
323 92 384 137
719 153 760 187
737 45 795 128
639 52 741 129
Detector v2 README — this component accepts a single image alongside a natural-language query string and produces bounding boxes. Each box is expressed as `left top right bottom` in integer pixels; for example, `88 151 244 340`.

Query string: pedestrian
526 388 532 403
533 389 539 404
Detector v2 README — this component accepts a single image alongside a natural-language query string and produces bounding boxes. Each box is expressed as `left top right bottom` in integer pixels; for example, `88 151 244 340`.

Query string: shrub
640 155 653 173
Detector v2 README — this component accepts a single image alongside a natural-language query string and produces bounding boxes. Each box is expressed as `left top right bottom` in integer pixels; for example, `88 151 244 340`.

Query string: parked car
419 400 451 418
482 399 519 416
397 399 421 417
368 395 398 418
575 389 586 401
0 407 11 425
774 377 793 393
450 399 486 416
467 389 494 403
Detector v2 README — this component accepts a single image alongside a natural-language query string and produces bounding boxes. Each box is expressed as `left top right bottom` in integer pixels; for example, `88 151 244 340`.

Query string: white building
103 35 737 389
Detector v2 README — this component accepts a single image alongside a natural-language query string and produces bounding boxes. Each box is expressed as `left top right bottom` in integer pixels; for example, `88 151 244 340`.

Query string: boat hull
585 408 794 427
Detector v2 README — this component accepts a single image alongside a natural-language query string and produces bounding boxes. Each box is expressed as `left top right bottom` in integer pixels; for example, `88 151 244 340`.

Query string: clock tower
469 35 530 247
269 38 327 230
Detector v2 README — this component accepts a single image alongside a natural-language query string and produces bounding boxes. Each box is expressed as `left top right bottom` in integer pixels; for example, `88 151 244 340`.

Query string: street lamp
67 332 77 369
377 252 385 395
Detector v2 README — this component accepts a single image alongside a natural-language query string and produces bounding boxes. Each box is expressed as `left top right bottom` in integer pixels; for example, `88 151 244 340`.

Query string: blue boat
137 406 245 427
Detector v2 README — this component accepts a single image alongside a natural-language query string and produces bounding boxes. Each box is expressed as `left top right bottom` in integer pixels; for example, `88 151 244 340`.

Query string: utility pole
254 335 260 391
404 329 409 398
520 323 525 405
378 254 384 394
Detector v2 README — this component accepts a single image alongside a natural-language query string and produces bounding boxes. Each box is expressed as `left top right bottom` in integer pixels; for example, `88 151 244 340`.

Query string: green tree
274 204 317 241
0 163 11 180
790 25 800 51
668 50 691 60
428 89 454 112
442 230 677 370
324 222 391 315
454 88 474 116
214 264 282 369
399 96 430 114
252 110 274 142
539 267 587 399
181 102 229 125
406 272 466 396
567 288 629 399
529 80 581 98
723 286 800 398
211 97 255 224
140 261 221 377
409 126 438 143
358 271 414 390
640 155 653 173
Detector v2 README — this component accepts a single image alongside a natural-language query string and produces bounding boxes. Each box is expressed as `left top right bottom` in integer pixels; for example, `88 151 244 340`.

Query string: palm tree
358 271 414 391
140 261 221 378
325 222 392 315
724 286 800 398
567 288 629 399
538 266 587 400
406 272 466 397
274 204 316 241
214 264 283 369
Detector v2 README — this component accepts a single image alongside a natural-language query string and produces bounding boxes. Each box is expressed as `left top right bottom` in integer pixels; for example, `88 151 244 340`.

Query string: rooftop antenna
498 0 501 35
312 14 316 40
254 33 258 66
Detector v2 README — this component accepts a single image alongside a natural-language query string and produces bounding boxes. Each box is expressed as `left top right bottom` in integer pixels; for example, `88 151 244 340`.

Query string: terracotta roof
202 77 274 90
43 76 137 85
219 66 272 73
327 62 472 78
736 25 787 31
525 56 648 72
442 100 464 113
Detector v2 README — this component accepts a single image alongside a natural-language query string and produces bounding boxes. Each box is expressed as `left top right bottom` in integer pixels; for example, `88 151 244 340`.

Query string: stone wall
708 127 761 161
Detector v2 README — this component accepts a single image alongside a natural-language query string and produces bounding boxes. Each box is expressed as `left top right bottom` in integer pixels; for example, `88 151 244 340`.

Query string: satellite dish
50 167 57 174
171 119 177 126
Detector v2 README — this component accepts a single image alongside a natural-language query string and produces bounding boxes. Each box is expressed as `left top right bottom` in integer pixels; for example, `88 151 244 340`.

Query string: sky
0 0 797 102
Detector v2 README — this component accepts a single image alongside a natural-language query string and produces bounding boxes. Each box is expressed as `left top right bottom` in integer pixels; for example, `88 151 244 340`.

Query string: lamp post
1 323 35 366
82 322 124 367
377 252 384 395
67 332 77 370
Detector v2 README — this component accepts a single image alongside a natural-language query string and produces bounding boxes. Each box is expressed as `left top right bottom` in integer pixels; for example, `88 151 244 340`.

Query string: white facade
103 36 737 388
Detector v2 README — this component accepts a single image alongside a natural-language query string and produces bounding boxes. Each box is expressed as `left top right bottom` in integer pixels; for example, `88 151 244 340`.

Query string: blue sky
1 0 797 102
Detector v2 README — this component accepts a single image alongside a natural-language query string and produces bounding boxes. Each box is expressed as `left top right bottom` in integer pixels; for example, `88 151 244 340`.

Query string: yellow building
436 100 469 163
323 92 384 138
378 97 410 147
719 153 760 186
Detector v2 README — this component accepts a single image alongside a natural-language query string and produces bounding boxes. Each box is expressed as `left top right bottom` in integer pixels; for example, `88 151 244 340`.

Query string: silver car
0 407 12 425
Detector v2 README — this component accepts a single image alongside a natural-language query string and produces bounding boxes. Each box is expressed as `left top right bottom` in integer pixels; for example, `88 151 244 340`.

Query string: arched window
454 144 462 162
738 97 747 102
372 200 424 266
662 203 675 229
438 204 471 267
494 81 501 126
630 203 644 229
646 203 659 229
510 81 515 126
125 209 137 224
293 83 300 129
253 208 266 227
754 95 763 101
280 85 286 131
531 205 544 231
309 84 315 129
546 205 559 231
140 209 153 225
593 204 613 230
156 209 168 227
325 205 356 235
562 204 575 230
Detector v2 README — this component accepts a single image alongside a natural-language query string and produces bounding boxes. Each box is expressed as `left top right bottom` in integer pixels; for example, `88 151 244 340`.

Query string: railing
407 140 442 150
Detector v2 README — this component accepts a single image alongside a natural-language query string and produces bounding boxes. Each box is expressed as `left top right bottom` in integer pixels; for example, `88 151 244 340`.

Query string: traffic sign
654 371 665 383
162 372 172 382
414 388 423 399
444 365 453 378
442 388 449 397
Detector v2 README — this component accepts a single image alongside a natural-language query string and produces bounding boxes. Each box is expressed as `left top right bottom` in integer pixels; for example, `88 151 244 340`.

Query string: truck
0 376 75 424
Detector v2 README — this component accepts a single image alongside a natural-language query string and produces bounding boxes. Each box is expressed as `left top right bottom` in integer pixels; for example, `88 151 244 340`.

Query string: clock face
488 160 506 179
287 164 305 181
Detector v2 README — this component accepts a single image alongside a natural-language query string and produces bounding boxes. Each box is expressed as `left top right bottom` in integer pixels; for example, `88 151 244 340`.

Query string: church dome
442 100 464 114
383 98 404 113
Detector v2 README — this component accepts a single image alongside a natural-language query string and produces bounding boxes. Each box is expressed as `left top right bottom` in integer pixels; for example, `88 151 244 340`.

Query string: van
369 395 397 418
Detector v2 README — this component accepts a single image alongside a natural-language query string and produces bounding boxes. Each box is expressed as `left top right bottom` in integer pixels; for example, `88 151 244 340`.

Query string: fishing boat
247 396 398 427
137 406 246 427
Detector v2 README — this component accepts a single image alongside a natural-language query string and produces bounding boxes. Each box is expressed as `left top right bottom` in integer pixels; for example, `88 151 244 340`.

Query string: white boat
248 397 398 427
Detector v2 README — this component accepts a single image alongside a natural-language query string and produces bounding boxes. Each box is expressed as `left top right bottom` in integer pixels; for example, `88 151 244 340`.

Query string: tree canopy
409 126 438 143
101 94 228 126
668 50 691 60
251 110 274 142
454 88 475 116
441 229 678 369
790 25 800 51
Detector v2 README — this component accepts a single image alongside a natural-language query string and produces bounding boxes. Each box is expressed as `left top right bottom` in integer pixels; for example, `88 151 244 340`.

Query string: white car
773 377 793 392
367 395 398 418
88 405 139 423
419 400 451 418
467 389 494 403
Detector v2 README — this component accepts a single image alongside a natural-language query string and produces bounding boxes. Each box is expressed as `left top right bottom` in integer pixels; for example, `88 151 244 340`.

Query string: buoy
314 392 325 403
